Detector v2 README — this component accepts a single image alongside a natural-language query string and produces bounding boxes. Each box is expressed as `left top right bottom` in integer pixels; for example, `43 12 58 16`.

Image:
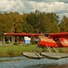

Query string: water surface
0 56 68 68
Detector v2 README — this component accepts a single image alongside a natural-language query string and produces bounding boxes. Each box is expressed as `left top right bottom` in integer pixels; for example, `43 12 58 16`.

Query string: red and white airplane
4 32 68 47
5 32 68 51
37 32 68 47
5 32 68 58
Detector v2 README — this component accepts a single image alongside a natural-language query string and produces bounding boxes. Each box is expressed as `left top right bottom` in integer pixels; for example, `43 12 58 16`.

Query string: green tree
26 10 41 33
0 13 11 40
59 16 68 32
46 13 59 23
8 12 23 33
23 21 33 33
48 22 60 33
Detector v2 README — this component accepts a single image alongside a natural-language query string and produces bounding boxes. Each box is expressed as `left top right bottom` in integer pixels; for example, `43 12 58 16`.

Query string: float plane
4 32 68 59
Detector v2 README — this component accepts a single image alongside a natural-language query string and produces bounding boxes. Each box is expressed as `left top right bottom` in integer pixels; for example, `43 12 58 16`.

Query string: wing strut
53 47 58 53
46 45 58 53
34 46 39 53
46 45 52 53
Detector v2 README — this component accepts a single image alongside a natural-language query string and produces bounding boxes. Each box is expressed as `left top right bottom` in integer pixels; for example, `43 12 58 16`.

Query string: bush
8 48 15 57
13 42 19 45
31 39 35 44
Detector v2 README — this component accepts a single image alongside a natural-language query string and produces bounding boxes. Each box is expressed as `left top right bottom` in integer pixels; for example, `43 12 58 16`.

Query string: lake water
0 56 68 68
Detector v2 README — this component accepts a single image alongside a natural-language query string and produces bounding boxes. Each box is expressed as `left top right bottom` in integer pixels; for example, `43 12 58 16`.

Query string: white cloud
29 0 59 2
0 0 15 11
0 0 68 19
58 13 68 20
0 0 25 12
59 0 68 2
28 1 68 19
0 0 68 13
29 1 68 13
62 13 68 17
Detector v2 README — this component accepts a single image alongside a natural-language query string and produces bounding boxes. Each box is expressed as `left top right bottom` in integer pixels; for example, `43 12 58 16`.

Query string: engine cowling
35 36 48 47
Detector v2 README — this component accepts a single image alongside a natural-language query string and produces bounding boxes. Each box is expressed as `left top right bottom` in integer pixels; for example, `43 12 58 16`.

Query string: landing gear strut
46 45 58 53
34 45 46 53
34 45 58 53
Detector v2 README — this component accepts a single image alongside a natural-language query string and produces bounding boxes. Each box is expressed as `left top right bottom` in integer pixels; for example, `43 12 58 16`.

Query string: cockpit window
45 34 49 37
53 37 57 41
49 36 51 39
58 38 60 40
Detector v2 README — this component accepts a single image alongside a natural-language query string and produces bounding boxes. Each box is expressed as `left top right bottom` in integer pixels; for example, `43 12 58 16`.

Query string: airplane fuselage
37 36 68 47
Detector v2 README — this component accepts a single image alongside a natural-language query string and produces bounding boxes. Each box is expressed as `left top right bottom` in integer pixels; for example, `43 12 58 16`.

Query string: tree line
0 10 68 40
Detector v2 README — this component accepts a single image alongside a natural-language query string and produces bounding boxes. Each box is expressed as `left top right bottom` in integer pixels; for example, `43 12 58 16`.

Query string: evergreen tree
59 16 68 32
8 12 23 33
23 21 33 33
48 22 60 33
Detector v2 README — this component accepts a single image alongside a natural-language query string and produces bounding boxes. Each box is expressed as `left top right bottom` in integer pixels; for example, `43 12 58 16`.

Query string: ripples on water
0 56 68 68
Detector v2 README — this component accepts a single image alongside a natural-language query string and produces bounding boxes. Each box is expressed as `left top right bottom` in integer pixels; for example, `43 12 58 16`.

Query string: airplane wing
4 33 42 37
47 32 68 38
4 32 68 38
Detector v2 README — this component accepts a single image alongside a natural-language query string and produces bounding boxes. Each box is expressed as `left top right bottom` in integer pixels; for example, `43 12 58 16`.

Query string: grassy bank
0 44 37 57
0 44 68 57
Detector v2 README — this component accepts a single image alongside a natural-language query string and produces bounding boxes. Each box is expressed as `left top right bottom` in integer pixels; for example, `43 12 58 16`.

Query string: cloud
0 0 15 11
27 0 68 19
0 0 68 19
56 10 68 14
0 0 68 13
28 0 58 2
28 0 68 3
29 1 68 13
59 0 68 3
0 0 25 12
58 13 68 20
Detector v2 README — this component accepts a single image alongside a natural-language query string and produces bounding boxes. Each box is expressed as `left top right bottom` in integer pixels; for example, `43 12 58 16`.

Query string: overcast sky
0 0 68 19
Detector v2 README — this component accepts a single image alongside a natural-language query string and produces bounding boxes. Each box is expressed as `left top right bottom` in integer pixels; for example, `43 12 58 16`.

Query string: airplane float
4 32 68 59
